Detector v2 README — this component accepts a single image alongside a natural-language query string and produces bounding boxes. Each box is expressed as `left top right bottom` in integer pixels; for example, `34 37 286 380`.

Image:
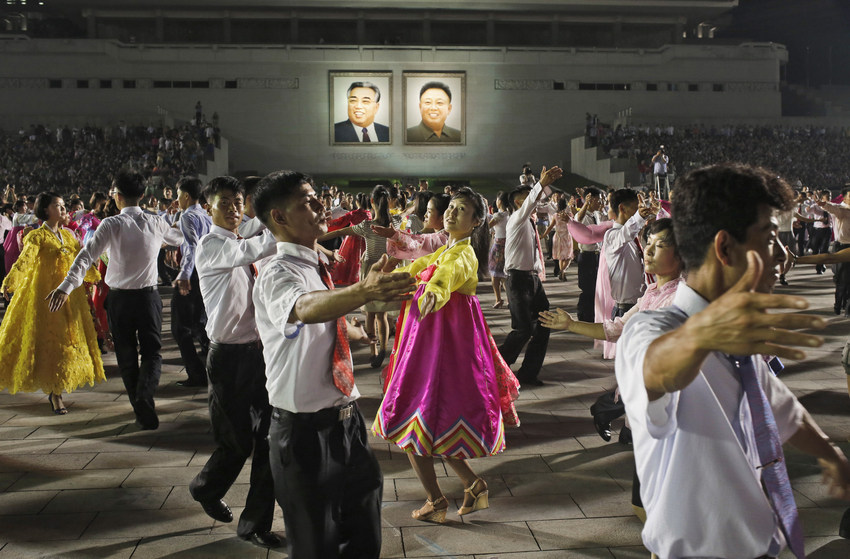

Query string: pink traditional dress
328 208 370 286
373 238 520 459
602 277 683 341
385 229 449 260
550 211 574 262
568 218 616 358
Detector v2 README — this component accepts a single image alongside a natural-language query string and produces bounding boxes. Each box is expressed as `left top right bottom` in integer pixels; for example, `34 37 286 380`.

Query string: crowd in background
0 111 220 200
588 119 850 188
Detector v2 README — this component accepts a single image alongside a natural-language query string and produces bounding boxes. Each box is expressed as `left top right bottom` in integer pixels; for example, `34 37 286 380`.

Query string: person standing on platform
187 176 281 549
49 171 184 430
251 170 415 559
173 176 212 387
498 165 563 387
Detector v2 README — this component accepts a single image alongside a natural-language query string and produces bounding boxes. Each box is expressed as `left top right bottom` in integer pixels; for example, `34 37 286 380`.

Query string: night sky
719 0 850 86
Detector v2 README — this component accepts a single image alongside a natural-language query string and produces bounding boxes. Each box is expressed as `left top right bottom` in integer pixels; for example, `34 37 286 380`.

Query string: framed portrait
329 71 393 145
403 71 466 145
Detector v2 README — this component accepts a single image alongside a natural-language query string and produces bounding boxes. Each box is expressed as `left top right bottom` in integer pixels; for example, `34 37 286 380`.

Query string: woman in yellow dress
0 192 105 414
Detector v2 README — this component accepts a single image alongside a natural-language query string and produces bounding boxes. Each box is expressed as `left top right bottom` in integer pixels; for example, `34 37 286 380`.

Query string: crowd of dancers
1 161 850 558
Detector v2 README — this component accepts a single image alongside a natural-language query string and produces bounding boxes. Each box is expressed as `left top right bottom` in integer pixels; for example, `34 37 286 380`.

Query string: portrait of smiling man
333 81 390 143
406 80 462 144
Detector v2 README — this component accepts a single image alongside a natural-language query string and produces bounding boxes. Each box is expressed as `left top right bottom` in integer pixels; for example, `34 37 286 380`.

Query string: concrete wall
0 40 786 179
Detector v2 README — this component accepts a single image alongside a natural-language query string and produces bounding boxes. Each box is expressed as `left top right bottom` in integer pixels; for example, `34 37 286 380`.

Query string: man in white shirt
616 163 850 558
818 186 850 315
48 171 184 430
187 176 281 548
574 187 604 321
604 189 654 317
498 165 563 386
172 177 213 387
251 170 415 558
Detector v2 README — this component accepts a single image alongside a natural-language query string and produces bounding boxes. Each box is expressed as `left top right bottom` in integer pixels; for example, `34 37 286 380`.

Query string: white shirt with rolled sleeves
822 201 850 244
615 283 805 559
252 242 360 413
196 224 277 344
504 181 550 272
58 206 184 293
603 212 647 305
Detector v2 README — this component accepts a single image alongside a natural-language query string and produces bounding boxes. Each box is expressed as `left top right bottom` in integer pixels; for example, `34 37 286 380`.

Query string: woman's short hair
34 191 61 221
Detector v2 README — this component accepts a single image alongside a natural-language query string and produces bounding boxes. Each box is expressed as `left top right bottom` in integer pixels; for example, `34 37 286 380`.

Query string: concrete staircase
569 136 640 189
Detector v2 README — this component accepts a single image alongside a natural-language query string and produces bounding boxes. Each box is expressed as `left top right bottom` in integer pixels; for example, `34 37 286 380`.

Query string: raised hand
682 251 824 360
539 165 564 187
371 224 397 238
539 308 573 331
360 254 416 303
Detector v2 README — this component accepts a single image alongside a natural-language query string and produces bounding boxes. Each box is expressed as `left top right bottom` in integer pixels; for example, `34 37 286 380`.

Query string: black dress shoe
592 413 612 442
840 507 850 538
176 378 207 388
199 499 233 523
241 531 282 548
618 425 633 446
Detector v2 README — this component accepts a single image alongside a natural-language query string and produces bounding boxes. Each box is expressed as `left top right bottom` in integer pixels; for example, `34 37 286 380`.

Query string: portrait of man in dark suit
333 81 390 143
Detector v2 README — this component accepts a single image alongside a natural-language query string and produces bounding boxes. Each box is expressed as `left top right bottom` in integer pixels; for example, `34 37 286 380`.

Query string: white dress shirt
616 283 805 559
603 213 647 305
490 211 508 240
577 212 602 252
58 206 184 293
176 203 212 281
504 181 548 272
822 202 850 243
253 242 360 413
196 225 277 344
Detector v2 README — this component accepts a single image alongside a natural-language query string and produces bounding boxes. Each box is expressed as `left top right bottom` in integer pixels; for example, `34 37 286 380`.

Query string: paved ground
0 264 849 558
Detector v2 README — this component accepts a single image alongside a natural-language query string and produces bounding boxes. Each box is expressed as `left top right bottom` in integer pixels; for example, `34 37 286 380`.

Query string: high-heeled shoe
411 496 448 523
48 393 68 415
458 479 489 515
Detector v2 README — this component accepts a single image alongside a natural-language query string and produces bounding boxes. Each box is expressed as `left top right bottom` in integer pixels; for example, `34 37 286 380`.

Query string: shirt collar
120 206 143 215
277 242 319 265
209 224 238 239
448 236 471 248
672 282 710 317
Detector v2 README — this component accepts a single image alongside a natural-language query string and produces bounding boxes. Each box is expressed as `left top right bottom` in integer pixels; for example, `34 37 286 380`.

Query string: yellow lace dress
0 226 105 394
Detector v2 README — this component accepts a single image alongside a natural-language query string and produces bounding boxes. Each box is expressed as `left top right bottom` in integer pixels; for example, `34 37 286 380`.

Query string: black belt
614 302 635 310
209 340 262 351
272 402 356 425
579 250 599 254
110 286 157 293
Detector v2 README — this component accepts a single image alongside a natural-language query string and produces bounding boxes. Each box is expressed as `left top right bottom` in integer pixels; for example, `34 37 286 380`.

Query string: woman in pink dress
373 187 519 524
328 193 371 286
541 196 574 281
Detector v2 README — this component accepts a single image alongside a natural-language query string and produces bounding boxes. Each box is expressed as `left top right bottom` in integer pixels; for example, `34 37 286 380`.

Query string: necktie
236 235 258 277
362 128 371 143
318 258 355 396
730 355 805 558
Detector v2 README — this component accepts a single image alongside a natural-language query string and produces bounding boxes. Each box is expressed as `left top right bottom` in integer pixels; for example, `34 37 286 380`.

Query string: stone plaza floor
0 264 849 558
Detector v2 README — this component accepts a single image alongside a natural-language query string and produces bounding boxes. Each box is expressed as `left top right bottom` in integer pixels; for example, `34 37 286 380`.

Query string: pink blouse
387 230 449 260
602 276 684 342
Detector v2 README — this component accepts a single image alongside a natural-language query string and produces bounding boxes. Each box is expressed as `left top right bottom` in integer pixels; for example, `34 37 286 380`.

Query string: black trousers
269 402 382 559
794 225 807 255
106 287 162 428
189 342 274 537
171 270 209 383
576 251 600 322
499 269 550 382
835 242 850 315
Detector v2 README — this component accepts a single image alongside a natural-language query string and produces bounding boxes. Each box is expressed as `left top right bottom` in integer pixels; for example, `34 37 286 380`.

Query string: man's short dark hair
610 188 639 214
12 199 26 212
243 176 263 199
34 191 60 221
583 187 603 199
419 81 452 102
672 163 795 271
204 176 243 204
347 81 381 103
113 171 146 199
842 184 850 198
176 176 203 200
509 186 532 208
253 170 313 227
